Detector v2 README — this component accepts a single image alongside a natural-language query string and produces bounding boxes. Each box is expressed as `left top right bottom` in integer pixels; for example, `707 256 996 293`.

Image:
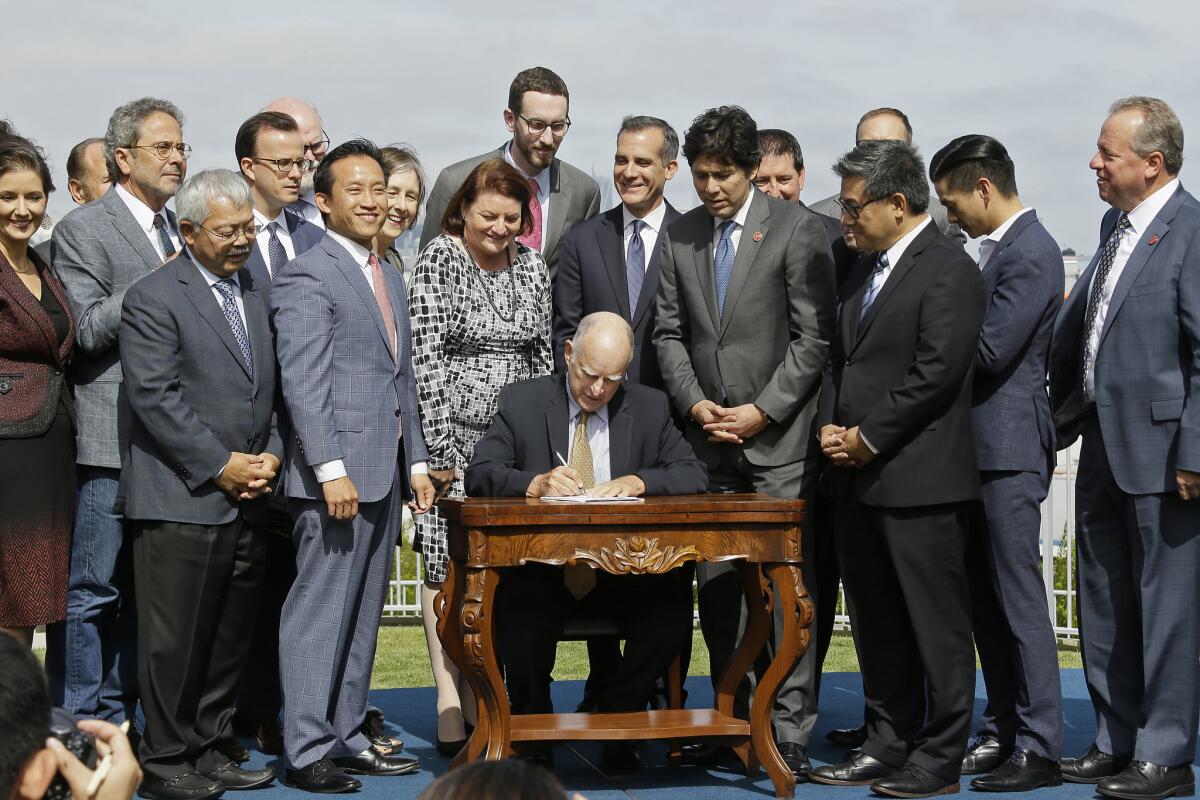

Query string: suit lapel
239 269 271 392
104 189 164 271
853 222 936 348
607 388 632 478
719 192 769 333
599 207 631 319
542 160 569 258
631 202 679 329
384 262 408 374
0 254 59 359
244 243 270 286
984 210 1039 274
1098 195 1180 350
325 238 396 362
178 257 253 381
545 381 570 465
691 215 721 332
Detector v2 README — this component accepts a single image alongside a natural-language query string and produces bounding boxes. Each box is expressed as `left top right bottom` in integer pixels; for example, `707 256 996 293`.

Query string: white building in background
1062 248 1084 292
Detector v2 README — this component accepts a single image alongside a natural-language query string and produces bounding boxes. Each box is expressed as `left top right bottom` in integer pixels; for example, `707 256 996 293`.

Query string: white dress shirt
858 215 933 455
978 208 1033 271
504 141 550 251
252 207 297 268
565 379 612 485
1084 178 1180 401
710 189 756 254
114 182 180 260
313 229 426 483
621 201 667 272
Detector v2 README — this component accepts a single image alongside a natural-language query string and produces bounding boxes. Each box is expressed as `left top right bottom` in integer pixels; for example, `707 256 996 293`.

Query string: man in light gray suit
271 139 435 793
119 170 279 800
1049 97 1200 800
420 66 600 283
653 105 836 778
47 97 188 725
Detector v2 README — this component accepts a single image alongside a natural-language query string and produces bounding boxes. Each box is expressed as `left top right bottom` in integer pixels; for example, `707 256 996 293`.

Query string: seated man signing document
466 312 707 765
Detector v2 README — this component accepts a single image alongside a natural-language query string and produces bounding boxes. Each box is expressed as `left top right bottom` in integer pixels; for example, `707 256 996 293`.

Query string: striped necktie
858 252 889 323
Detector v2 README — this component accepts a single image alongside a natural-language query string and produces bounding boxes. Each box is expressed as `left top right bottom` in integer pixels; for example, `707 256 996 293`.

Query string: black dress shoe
601 741 641 772
961 735 1010 775
436 737 467 758
202 762 276 790
808 751 895 786
970 749 1061 792
1062 744 1129 784
254 719 284 757
1097 761 1195 800
778 743 811 780
826 723 869 748
283 759 361 794
213 738 250 765
871 763 960 798
680 742 736 765
331 747 420 776
138 772 225 800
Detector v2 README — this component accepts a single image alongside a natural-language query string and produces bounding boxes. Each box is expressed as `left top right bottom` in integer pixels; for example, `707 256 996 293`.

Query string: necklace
457 237 519 324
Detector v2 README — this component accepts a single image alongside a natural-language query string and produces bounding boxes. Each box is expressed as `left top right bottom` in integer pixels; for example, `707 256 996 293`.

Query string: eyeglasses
303 131 331 158
128 141 192 160
251 157 314 174
199 223 261 241
835 196 887 220
517 114 571 137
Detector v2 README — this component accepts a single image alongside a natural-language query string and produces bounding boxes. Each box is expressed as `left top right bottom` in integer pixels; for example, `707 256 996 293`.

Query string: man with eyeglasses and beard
421 66 600 284
264 97 329 229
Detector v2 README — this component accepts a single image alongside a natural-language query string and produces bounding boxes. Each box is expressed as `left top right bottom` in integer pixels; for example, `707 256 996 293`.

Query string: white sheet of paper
539 495 645 503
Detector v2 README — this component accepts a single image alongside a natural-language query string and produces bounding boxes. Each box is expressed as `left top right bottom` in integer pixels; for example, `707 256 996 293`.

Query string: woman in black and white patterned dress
408 159 551 754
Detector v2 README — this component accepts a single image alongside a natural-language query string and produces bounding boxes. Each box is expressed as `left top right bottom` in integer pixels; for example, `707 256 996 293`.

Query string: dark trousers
971 469 1063 759
238 506 296 721
1076 416 1200 766
132 516 265 781
496 564 692 715
699 449 819 746
835 496 975 782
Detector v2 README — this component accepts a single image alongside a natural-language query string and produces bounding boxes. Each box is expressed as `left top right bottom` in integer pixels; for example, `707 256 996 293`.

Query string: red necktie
368 253 398 357
517 177 543 251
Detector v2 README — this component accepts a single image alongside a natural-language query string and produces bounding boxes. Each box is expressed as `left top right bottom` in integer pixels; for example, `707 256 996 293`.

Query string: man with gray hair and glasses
809 140 983 798
1050 97 1200 800
119 168 281 800
47 96 189 730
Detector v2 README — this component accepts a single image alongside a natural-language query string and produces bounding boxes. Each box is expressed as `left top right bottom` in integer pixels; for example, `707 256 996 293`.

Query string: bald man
466 312 707 769
263 97 327 228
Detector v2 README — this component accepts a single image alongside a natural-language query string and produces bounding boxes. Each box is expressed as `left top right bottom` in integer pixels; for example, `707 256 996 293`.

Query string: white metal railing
387 447 1082 640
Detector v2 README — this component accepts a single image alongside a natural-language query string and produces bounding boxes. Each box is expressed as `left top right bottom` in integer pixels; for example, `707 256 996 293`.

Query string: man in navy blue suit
1049 97 1200 800
931 135 1065 793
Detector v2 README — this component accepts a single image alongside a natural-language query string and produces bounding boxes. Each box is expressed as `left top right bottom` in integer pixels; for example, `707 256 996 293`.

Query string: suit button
718 343 726 350
845 358 854 366
394 409 401 417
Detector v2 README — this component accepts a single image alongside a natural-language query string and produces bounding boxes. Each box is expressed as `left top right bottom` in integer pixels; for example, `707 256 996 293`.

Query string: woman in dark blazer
0 130 76 646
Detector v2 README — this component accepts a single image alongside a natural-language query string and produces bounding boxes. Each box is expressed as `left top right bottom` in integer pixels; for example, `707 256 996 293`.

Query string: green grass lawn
369 625 1083 690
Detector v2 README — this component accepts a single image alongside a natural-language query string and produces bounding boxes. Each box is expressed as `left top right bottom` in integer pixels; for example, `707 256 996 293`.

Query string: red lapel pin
753 231 763 242
1148 234 1159 245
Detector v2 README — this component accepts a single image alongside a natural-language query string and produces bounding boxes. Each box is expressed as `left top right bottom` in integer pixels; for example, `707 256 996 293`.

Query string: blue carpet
235 669 1190 798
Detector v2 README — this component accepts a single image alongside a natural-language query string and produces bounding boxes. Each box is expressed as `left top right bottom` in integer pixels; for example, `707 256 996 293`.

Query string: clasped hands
214 451 280 501
690 399 768 444
820 424 876 468
526 468 645 498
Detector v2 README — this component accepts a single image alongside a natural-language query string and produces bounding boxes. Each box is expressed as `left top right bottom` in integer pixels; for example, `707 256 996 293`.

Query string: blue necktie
213 278 254 381
267 221 287 278
858 252 889 323
714 220 736 316
626 220 645 317
1080 213 1131 393
152 214 175 261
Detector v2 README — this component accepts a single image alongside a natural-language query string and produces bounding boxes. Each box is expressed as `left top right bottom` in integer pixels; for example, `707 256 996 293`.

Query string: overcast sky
7 0 1199 257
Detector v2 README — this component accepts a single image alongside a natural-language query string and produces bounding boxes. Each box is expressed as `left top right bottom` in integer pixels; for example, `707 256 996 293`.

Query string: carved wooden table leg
752 563 814 799
710 563 771 777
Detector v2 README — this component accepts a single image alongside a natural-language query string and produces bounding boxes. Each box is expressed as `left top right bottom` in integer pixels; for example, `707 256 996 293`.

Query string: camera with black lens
44 708 96 800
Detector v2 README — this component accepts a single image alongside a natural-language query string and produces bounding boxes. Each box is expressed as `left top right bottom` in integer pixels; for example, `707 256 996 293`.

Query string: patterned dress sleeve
408 236 457 470
530 249 554 377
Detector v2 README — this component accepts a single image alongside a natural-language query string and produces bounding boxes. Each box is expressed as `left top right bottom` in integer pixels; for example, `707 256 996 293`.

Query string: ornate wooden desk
435 494 811 799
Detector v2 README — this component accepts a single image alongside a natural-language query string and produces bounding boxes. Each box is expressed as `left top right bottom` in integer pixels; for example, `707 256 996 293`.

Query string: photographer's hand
47 720 142 800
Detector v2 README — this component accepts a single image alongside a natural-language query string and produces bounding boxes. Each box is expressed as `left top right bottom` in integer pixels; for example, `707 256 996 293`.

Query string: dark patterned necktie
213 278 254 380
1080 213 1131 393
626 219 645 316
267 221 287 278
714 220 736 315
859 252 889 323
152 214 175 261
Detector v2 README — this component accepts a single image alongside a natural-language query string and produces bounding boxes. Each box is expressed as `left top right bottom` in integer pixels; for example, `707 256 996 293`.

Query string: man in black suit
466 312 707 769
808 140 984 799
754 128 841 244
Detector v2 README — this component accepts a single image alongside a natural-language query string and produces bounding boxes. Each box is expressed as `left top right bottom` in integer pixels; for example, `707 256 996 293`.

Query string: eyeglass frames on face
517 114 571 136
128 142 192 160
199 223 261 241
835 195 887 220
251 157 314 174
303 131 331 158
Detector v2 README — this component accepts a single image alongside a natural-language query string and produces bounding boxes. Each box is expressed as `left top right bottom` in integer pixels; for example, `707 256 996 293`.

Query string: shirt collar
503 141 551 196
984 207 1033 244
622 200 667 235
188 254 241 290
114 182 167 234
325 228 373 268
253 207 288 229
884 215 933 267
563 375 610 425
712 189 755 231
1126 177 1180 235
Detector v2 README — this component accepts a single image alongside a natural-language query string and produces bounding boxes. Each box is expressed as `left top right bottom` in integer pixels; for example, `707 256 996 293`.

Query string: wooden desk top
440 493 805 528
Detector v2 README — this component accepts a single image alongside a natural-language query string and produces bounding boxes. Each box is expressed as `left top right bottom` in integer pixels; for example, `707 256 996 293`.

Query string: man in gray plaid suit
47 97 188 725
271 139 435 793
